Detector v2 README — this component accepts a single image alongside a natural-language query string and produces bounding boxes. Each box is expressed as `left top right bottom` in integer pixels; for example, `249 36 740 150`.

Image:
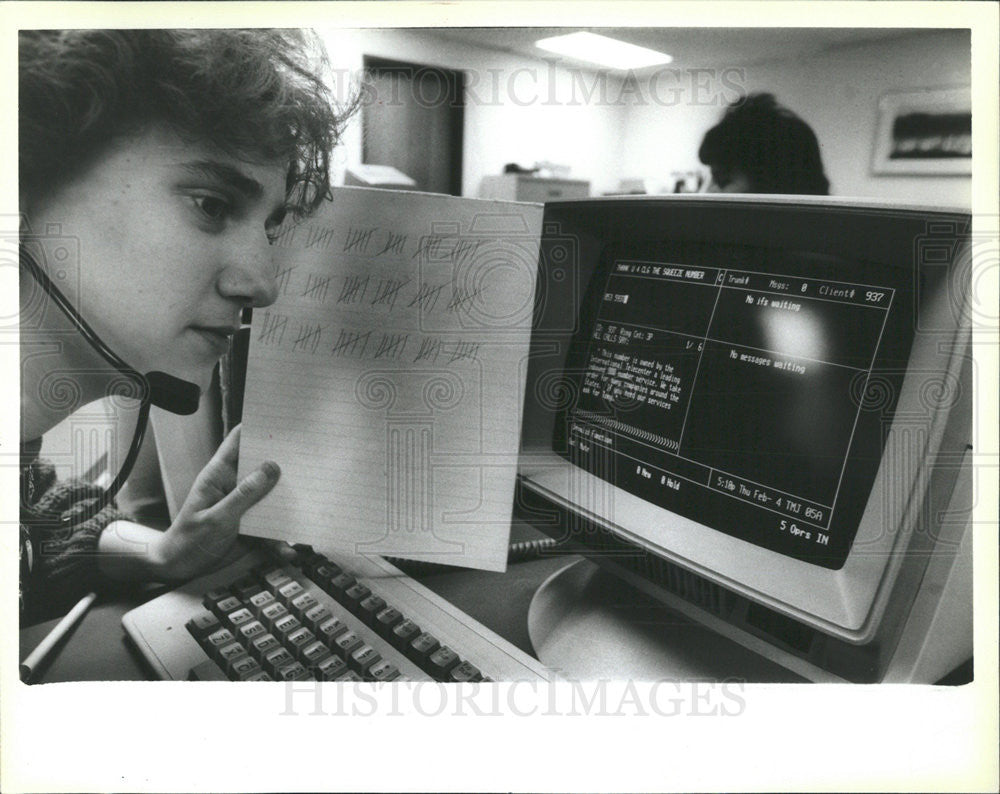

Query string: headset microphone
20 244 204 523
143 371 201 416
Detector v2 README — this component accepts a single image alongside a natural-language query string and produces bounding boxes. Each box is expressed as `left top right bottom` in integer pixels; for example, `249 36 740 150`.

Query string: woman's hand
151 425 280 581
98 426 280 583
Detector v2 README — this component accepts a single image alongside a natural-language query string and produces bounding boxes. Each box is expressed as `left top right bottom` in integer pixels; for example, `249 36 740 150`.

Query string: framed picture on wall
871 86 972 175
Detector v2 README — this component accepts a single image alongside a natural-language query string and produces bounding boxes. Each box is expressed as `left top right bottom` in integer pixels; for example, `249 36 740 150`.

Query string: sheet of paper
238 187 543 571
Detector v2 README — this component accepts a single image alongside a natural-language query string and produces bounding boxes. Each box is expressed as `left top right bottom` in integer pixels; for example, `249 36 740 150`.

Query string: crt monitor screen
555 238 914 570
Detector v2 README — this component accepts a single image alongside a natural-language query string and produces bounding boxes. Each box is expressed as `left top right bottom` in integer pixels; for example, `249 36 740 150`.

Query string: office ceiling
423 27 919 69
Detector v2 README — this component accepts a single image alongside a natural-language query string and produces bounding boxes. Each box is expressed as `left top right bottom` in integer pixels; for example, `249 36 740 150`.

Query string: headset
21 244 202 526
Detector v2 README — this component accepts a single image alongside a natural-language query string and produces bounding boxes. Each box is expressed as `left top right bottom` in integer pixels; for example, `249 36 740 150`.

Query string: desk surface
19 525 972 684
20 588 161 682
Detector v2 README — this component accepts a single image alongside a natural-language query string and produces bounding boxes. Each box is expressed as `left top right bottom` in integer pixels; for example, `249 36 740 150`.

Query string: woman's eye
265 208 289 244
192 194 231 221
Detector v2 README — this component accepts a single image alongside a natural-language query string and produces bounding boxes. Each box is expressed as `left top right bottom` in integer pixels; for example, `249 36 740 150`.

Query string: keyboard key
302 604 333 632
231 655 263 681
332 631 364 658
211 595 243 617
261 567 292 588
390 619 421 651
273 614 303 641
368 660 400 682
301 555 335 579
224 607 255 632
343 584 372 614
286 626 317 658
263 647 295 677
315 616 349 644
202 588 233 611
373 607 403 637
238 620 267 642
204 628 236 659
408 632 441 665
349 645 381 675
260 602 290 630
316 655 348 681
312 562 342 584
250 633 282 661
299 556 323 579
335 670 363 682
358 595 386 625
244 670 274 682
277 580 306 605
185 611 221 640
328 572 356 597
300 640 333 668
275 661 313 681
426 646 460 680
447 660 482 683
290 592 320 615
248 590 277 616
264 573 293 596
219 641 249 671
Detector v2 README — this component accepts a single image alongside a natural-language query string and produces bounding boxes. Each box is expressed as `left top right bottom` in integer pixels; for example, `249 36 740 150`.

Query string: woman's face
26 124 288 388
707 166 753 194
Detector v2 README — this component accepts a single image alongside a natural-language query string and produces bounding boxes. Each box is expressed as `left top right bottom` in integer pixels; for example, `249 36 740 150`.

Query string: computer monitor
516 195 973 683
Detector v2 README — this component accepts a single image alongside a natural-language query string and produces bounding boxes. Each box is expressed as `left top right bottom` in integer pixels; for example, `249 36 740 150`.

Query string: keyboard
122 546 552 682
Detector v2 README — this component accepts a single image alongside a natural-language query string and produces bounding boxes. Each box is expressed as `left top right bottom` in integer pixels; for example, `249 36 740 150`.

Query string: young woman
19 29 349 622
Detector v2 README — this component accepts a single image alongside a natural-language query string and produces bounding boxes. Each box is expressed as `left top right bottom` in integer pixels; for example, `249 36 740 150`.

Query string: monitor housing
516 195 972 683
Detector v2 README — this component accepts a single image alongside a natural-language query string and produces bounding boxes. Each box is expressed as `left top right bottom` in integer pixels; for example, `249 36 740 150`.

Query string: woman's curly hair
20 29 353 215
699 93 829 195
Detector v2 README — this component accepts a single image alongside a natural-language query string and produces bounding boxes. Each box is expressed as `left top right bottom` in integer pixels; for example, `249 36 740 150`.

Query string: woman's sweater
20 438 129 623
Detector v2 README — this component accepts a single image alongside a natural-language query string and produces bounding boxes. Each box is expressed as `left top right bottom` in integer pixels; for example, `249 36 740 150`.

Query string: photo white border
2 2 997 792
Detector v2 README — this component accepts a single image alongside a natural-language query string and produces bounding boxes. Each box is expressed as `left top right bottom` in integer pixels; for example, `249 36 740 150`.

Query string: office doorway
362 56 464 195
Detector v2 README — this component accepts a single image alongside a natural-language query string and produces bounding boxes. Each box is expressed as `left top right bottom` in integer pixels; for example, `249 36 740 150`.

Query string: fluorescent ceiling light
535 32 673 70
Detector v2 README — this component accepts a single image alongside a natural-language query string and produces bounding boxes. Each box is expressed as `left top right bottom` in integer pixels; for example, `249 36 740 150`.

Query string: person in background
18 29 351 623
698 93 830 195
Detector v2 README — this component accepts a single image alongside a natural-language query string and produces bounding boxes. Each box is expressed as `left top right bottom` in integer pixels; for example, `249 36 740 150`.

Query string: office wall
318 29 971 205
622 30 972 205
317 29 630 196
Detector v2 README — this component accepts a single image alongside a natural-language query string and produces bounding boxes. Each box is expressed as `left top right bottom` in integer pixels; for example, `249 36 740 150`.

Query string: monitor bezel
517 195 972 640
